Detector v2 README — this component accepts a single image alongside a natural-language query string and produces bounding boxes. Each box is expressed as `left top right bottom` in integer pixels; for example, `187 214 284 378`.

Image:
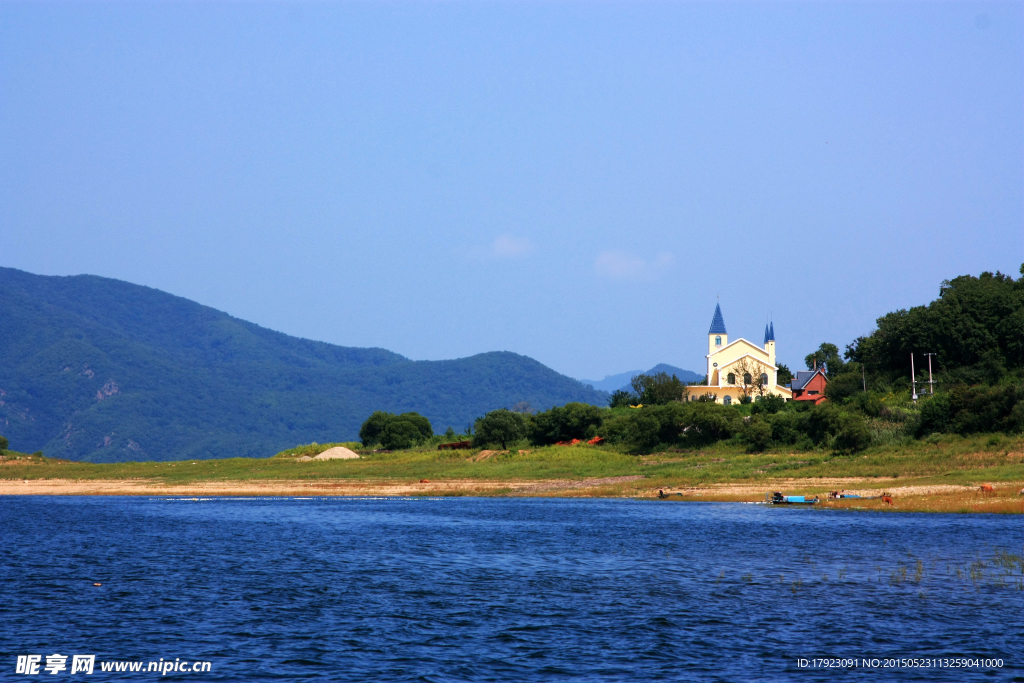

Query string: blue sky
1 1 1021 381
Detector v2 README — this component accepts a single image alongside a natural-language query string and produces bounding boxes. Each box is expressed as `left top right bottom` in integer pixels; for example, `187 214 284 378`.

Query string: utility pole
924 353 937 395
910 353 918 402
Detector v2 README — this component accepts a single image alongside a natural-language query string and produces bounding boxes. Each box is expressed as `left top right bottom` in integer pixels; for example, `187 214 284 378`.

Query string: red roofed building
790 368 828 404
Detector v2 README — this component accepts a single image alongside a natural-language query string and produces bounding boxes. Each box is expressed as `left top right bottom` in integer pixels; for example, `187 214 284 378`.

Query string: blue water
1 496 1021 681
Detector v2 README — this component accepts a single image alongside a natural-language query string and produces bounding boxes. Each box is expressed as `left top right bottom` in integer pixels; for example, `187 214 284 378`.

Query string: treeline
465 398 875 454
843 265 1024 389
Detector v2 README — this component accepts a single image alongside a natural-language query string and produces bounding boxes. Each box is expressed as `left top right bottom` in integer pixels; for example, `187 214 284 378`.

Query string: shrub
742 417 772 452
750 394 786 415
624 412 662 452
679 403 735 445
916 384 1024 436
529 403 604 445
916 394 951 436
474 409 527 449
767 411 805 445
826 371 864 402
0 435 7 451
834 413 871 453
806 403 842 445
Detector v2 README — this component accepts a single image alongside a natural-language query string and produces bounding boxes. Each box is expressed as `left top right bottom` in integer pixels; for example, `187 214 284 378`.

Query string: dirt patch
517 475 646 493
469 450 507 462
312 447 360 460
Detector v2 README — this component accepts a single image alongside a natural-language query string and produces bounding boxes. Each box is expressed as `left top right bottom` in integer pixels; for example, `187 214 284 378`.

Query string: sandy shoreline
0 475 994 500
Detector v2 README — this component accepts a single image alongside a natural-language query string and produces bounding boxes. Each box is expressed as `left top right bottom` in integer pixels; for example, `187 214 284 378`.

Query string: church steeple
708 303 728 356
709 304 727 335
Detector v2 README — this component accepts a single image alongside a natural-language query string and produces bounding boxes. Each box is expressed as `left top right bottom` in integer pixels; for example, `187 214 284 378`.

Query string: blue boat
767 492 819 505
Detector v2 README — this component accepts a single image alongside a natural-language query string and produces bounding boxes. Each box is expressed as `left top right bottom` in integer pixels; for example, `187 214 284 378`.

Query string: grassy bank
2 432 1022 495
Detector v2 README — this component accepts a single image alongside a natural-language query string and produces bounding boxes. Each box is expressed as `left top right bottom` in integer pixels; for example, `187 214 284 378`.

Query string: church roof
709 304 727 335
763 322 775 344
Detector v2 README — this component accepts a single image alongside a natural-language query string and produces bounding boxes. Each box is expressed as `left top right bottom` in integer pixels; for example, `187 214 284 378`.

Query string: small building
790 369 828 404
683 304 792 405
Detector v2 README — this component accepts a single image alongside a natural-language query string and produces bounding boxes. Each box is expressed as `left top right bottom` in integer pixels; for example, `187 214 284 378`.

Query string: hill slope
581 364 702 393
0 267 607 462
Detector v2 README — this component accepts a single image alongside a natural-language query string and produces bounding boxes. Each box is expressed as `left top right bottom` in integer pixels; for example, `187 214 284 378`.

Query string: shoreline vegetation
2 433 1022 514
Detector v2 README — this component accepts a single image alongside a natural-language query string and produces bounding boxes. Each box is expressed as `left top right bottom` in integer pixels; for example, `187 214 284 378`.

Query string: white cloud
594 250 674 279
491 235 532 258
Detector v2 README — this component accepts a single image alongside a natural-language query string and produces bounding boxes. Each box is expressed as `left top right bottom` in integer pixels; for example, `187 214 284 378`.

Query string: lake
1 496 1020 681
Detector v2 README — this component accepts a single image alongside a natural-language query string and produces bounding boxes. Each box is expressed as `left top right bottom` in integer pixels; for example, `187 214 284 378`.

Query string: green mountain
0 267 607 462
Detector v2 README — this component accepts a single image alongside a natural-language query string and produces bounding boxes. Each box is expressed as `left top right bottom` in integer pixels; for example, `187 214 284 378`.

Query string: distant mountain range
0 267 607 462
581 364 703 393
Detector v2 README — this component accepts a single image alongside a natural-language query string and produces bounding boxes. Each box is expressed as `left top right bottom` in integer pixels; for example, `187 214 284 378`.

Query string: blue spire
769 321 775 341
763 324 771 345
709 304 727 335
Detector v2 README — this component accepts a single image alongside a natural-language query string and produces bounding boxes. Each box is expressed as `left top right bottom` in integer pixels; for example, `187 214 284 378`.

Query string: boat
767 492 819 505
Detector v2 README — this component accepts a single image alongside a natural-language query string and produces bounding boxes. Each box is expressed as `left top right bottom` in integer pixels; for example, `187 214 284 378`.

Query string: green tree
751 394 786 415
630 372 684 405
359 411 393 447
742 417 772 452
380 419 423 450
833 413 871 453
776 363 794 386
624 412 662 452
825 371 863 402
847 265 1024 383
608 389 636 409
359 411 433 448
528 402 604 444
805 343 845 378
474 409 526 449
397 412 433 441
0 435 8 451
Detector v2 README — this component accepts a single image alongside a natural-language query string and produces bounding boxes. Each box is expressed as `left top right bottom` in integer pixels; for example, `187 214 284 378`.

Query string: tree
474 409 526 449
776 363 794 386
510 401 535 415
624 412 662 452
359 411 393 447
824 371 863 402
359 411 433 448
397 412 433 442
805 343 845 378
630 372 684 405
729 357 769 400
0 435 7 451
834 414 871 453
528 402 604 444
380 420 423 450
608 390 635 409
751 394 786 415
635 372 684 405
846 265 1024 384
742 417 772 452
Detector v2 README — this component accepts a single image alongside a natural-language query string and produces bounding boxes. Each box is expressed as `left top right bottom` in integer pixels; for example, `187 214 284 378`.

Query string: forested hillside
845 266 1024 385
0 268 606 462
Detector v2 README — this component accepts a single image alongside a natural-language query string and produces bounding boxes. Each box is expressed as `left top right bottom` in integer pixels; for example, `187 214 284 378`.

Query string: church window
727 373 735 385
715 336 721 346
743 372 752 385
723 395 732 405
760 373 768 386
